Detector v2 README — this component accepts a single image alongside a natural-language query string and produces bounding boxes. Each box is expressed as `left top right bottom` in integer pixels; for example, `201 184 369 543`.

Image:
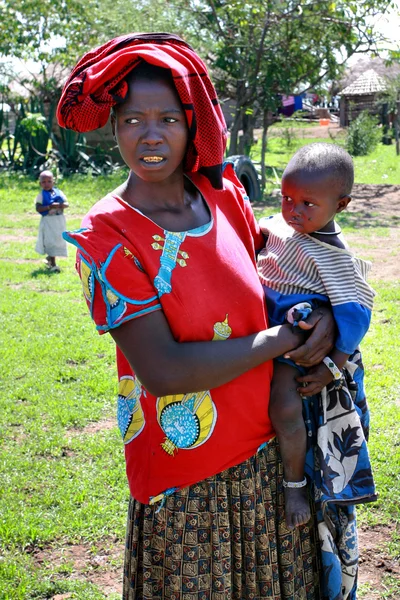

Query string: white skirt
35 214 68 257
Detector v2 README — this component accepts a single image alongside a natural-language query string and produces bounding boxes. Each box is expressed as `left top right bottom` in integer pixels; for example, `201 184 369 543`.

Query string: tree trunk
228 81 247 156
241 112 256 156
261 110 270 193
228 107 243 155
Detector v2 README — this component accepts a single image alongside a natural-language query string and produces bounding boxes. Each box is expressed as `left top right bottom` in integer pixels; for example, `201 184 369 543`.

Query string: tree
181 0 396 174
0 0 102 64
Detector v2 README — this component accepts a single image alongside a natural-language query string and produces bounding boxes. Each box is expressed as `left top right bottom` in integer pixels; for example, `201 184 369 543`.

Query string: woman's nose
142 123 163 145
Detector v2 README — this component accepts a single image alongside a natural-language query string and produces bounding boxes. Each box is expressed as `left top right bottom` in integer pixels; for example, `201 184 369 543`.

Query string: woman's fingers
296 373 319 383
296 320 314 330
285 342 326 366
285 307 335 366
298 382 322 395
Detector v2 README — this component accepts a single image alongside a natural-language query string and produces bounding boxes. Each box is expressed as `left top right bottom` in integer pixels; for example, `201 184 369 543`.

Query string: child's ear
337 195 351 213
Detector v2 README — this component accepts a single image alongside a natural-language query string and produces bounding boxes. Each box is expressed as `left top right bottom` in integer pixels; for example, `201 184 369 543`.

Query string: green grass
0 136 399 598
251 133 400 188
0 172 127 598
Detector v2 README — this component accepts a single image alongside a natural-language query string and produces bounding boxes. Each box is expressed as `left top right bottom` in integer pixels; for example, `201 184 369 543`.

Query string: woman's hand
283 306 335 367
296 363 333 396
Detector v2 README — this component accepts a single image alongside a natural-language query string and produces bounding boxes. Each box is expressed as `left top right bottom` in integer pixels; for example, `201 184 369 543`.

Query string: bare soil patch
66 417 117 438
34 541 124 597
358 523 400 599
345 183 400 281
0 232 36 243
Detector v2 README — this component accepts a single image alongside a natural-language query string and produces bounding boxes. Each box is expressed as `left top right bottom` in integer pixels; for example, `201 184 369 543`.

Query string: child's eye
282 195 292 203
304 201 315 207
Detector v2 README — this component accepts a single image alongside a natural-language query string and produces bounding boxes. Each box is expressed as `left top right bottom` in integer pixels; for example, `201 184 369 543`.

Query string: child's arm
36 203 49 213
295 348 349 396
58 191 69 209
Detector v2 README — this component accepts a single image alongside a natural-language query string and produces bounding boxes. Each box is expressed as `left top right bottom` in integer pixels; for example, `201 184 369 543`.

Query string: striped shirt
258 214 375 354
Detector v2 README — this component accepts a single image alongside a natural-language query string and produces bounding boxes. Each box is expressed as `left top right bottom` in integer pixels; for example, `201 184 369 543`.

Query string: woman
58 33 343 599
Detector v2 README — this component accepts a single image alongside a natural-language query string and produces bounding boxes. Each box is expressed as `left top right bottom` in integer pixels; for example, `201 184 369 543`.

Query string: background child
257 142 375 530
35 170 69 272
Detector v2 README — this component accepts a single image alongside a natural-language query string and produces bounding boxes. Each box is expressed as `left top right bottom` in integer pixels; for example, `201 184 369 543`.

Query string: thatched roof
340 69 388 96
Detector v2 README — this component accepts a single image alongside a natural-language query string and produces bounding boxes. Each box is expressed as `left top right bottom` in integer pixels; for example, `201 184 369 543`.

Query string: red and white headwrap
57 33 227 188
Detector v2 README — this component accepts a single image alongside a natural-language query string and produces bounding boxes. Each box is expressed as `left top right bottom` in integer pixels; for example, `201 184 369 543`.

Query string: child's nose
289 204 301 216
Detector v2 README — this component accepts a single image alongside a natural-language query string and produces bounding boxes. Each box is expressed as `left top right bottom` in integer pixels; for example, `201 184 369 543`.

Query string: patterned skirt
123 438 323 600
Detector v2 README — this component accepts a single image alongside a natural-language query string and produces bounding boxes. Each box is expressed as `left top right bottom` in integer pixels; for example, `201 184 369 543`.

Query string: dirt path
344 183 400 281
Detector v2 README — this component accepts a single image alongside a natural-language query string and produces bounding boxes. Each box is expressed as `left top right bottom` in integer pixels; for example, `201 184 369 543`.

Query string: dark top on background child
34 170 68 272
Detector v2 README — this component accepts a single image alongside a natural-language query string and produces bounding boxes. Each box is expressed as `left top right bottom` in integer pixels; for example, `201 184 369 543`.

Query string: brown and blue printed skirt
123 438 322 599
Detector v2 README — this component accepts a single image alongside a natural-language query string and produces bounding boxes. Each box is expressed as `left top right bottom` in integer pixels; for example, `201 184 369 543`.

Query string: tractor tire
226 155 261 202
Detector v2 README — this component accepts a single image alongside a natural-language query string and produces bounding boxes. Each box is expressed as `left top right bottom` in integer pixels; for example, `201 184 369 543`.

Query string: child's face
281 172 349 234
39 175 54 191
112 74 188 184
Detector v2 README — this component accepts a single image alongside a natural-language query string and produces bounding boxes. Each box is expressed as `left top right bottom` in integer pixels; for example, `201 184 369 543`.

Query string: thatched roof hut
339 69 388 127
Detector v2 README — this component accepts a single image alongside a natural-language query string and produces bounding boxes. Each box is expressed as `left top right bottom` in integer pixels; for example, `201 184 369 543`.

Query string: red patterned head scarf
57 33 227 188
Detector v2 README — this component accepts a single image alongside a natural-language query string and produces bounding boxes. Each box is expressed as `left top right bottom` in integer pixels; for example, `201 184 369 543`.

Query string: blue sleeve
333 302 372 354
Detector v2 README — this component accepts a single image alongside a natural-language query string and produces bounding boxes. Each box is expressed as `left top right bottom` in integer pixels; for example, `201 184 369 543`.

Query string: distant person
35 170 68 272
257 142 375 530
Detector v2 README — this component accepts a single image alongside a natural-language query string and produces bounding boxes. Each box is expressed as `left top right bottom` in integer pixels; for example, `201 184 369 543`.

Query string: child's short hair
39 170 54 180
283 143 354 197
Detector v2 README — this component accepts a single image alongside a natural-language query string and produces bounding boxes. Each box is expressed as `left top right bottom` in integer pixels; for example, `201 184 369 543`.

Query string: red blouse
64 165 274 503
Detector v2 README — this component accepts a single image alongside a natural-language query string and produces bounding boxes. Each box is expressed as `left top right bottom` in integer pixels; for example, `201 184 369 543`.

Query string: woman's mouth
141 156 165 164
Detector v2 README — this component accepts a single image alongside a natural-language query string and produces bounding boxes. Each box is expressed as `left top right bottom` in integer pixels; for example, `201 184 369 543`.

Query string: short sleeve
318 253 374 353
35 192 43 205
64 227 161 334
333 302 372 354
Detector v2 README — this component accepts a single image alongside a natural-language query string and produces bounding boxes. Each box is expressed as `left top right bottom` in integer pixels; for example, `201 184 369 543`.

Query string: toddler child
35 170 69 272
257 142 375 530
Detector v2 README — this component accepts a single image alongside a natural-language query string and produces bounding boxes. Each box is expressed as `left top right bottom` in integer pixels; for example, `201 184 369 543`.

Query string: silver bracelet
283 477 307 488
322 356 342 381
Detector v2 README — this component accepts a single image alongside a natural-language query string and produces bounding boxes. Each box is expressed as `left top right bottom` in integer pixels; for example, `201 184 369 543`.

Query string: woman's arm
110 310 306 397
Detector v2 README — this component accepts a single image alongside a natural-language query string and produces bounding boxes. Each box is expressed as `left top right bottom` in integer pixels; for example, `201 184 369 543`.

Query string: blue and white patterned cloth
304 349 377 599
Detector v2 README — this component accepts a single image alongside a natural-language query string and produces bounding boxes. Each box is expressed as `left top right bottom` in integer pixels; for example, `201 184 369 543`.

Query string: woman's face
112 74 189 183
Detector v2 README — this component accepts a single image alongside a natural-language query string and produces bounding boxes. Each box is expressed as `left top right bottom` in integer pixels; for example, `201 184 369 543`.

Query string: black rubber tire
226 155 261 202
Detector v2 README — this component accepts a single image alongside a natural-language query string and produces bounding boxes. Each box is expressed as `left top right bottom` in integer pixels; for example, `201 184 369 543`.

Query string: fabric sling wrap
56 33 227 189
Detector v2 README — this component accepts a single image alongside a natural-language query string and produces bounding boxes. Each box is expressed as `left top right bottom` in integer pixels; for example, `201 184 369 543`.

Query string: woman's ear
337 195 351 213
111 114 116 140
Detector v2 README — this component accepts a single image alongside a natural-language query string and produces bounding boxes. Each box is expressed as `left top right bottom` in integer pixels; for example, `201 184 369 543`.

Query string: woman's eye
126 117 140 124
304 201 315 207
164 117 178 123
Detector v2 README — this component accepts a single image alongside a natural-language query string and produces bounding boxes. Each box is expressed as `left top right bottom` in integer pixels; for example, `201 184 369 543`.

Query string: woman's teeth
143 156 163 163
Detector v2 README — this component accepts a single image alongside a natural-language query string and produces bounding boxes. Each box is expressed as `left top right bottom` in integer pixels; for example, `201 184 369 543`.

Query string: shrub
346 111 381 156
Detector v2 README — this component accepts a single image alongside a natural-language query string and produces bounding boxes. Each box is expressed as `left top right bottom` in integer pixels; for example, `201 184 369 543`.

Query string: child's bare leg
269 361 310 530
48 256 56 267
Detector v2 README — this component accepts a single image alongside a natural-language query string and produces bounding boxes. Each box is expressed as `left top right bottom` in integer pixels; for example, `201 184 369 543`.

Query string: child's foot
49 265 61 273
43 257 51 268
283 481 311 530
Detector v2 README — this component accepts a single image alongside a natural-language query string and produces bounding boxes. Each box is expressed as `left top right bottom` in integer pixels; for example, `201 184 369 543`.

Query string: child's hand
296 363 334 396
